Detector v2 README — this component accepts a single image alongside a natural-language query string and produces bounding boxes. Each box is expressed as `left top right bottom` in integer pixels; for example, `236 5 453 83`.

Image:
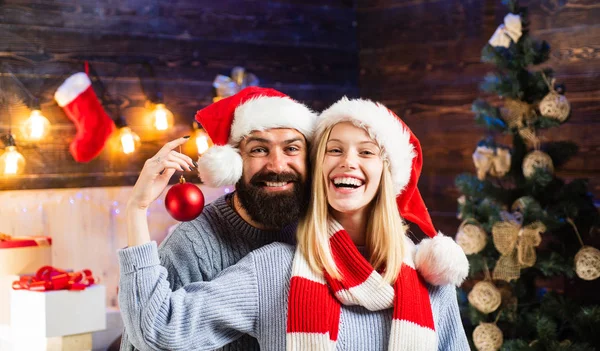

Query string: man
120 87 317 351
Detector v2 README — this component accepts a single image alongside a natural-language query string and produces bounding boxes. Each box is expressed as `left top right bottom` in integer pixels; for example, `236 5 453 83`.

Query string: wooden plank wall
357 0 600 237
1 0 597 229
0 0 358 190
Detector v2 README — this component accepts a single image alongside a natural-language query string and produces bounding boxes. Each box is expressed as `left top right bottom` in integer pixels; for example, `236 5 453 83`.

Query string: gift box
0 330 92 351
0 274 19 325
0 236 52 276
10 285 106 338
1 236 52 326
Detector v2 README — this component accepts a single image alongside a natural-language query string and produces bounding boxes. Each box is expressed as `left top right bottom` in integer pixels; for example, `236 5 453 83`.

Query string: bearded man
119 87 317 351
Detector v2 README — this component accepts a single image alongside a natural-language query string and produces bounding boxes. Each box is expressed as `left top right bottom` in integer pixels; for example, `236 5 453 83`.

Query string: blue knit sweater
119 194 296 351
118 240 470 350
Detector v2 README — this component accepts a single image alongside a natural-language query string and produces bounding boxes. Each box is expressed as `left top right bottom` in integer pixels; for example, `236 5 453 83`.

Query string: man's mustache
250 171 300 184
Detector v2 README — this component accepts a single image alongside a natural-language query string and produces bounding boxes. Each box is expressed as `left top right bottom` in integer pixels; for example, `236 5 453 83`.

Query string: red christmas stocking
54 73 115 163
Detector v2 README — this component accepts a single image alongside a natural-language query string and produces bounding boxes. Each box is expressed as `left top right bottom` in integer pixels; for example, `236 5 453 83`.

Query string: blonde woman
119 97 470 350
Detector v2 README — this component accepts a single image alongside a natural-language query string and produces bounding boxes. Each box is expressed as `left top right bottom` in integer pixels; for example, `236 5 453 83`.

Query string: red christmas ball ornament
165 175 205 221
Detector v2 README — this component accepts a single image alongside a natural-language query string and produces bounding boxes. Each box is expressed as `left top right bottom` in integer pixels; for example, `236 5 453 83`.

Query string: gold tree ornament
492 216 546 282
522 150 554 178
473 322 503 351
567 219 600 281
456 220 488 254
473 146 511 180
575 246 600 281
494 250 521 282
500 99 540 145
469 281 502 314
539 77 570 122
500 99 535 129
540 92 570 122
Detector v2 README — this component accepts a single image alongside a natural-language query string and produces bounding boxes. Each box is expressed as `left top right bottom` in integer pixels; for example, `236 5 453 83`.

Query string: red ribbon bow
12 266 96 291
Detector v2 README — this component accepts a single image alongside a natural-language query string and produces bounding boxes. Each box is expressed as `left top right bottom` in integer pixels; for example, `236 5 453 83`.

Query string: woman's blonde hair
297 123 408 284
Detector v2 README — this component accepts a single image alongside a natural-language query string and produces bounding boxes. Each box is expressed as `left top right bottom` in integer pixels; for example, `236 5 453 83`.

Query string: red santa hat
317 97 469 286
195 86 317 187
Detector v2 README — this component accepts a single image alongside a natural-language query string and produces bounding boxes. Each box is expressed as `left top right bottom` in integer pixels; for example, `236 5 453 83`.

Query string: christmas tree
455 1 600 350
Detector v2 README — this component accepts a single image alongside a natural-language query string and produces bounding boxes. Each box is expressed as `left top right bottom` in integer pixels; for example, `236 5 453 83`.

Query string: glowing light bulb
118 127 140 154
22 110 50 140
194 125 213 156
196 135 209 155
152 103 173 131
120 130 135 154
0 146 26 176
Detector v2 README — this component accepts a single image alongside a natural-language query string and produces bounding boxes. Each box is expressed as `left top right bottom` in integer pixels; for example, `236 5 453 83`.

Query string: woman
118 97 470 350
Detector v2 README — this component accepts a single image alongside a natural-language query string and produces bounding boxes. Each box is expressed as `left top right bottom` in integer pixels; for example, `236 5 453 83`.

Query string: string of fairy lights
0 101 213 176
0 73 214 177
1 65 255 177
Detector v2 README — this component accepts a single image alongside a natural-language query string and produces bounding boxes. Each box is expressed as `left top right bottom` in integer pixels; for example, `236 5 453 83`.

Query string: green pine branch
535 252 576 278
501 339 531 351
536 315 558 343
573 306 600 347
520 36 551 67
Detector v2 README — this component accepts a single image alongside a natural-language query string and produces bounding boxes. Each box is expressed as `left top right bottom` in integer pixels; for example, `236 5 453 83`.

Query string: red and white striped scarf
287 220 437 350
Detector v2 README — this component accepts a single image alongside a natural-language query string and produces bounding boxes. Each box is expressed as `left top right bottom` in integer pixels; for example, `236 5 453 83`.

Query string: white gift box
0 329 92 351
10 285 106 338
1 238 52 325
0 274 19 325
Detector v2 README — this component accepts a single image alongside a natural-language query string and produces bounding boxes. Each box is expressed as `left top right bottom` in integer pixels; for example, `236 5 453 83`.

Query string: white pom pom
415 233 469 286
197 145 243 187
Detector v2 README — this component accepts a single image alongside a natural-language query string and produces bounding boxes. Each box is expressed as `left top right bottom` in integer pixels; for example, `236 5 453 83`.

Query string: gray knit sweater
119 194 297 351
118 241 470 350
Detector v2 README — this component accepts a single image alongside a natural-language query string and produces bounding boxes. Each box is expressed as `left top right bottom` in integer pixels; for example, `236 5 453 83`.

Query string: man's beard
236 170 309 229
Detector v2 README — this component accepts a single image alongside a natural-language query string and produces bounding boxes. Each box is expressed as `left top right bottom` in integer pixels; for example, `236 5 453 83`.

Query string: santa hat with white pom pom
317 97 469 286
194 86 317 187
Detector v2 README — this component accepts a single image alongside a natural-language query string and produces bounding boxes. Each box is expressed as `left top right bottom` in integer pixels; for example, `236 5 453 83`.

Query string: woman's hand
128 136 196 210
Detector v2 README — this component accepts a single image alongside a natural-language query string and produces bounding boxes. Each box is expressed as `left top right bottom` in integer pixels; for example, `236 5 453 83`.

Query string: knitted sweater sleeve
118 227 203 351
431 284 470 351
118 241 259 351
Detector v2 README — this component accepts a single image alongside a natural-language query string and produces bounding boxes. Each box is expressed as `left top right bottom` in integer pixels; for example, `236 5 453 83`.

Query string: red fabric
0 236 52 249
61 86 115 163
195 86 288 145
386 109 437 238
288 276 341 337
287 222 435 348
329 229 375 289
393 265 435 328
12 265 96 291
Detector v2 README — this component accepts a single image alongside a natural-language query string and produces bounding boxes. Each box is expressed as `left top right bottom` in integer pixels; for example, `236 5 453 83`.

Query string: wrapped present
1 234 53 325
0 234 52 276
0 274 19 324
6 266 98 325
12 266 96 292
10 266 105 337
0 330 92 351
10 284 106 337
